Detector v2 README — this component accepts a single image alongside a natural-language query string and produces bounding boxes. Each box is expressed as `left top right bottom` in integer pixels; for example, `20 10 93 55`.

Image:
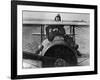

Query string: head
55 14 61 21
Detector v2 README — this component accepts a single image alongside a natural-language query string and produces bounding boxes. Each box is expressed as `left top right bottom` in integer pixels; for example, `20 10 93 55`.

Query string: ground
23 53 89 68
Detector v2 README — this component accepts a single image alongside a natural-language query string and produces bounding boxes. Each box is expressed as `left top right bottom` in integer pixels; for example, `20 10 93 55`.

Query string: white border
17 5 94 75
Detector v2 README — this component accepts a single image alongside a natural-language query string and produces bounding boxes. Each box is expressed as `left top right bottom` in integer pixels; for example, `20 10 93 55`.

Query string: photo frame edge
11 1 98 79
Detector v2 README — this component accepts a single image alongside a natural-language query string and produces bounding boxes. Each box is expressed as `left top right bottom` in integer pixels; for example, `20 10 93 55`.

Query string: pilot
35 14 65 55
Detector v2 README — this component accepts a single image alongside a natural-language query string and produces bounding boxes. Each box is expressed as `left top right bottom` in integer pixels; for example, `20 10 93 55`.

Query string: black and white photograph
22 11 90 68
11 1 97 79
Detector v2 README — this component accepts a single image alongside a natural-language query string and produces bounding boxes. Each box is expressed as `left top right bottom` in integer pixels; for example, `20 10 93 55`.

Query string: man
35 14 65 55
35 25 66 55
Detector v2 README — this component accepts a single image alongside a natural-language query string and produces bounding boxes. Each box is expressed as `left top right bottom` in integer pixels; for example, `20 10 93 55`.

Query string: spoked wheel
43 45 77 67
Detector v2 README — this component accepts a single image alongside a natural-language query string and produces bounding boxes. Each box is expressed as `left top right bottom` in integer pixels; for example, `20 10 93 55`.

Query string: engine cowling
41 40 78 67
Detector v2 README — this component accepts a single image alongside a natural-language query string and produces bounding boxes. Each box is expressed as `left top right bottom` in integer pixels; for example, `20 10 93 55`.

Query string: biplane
23 15 89 68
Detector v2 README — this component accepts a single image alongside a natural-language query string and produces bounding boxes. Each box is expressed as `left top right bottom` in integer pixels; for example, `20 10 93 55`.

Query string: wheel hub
54 58 69 67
